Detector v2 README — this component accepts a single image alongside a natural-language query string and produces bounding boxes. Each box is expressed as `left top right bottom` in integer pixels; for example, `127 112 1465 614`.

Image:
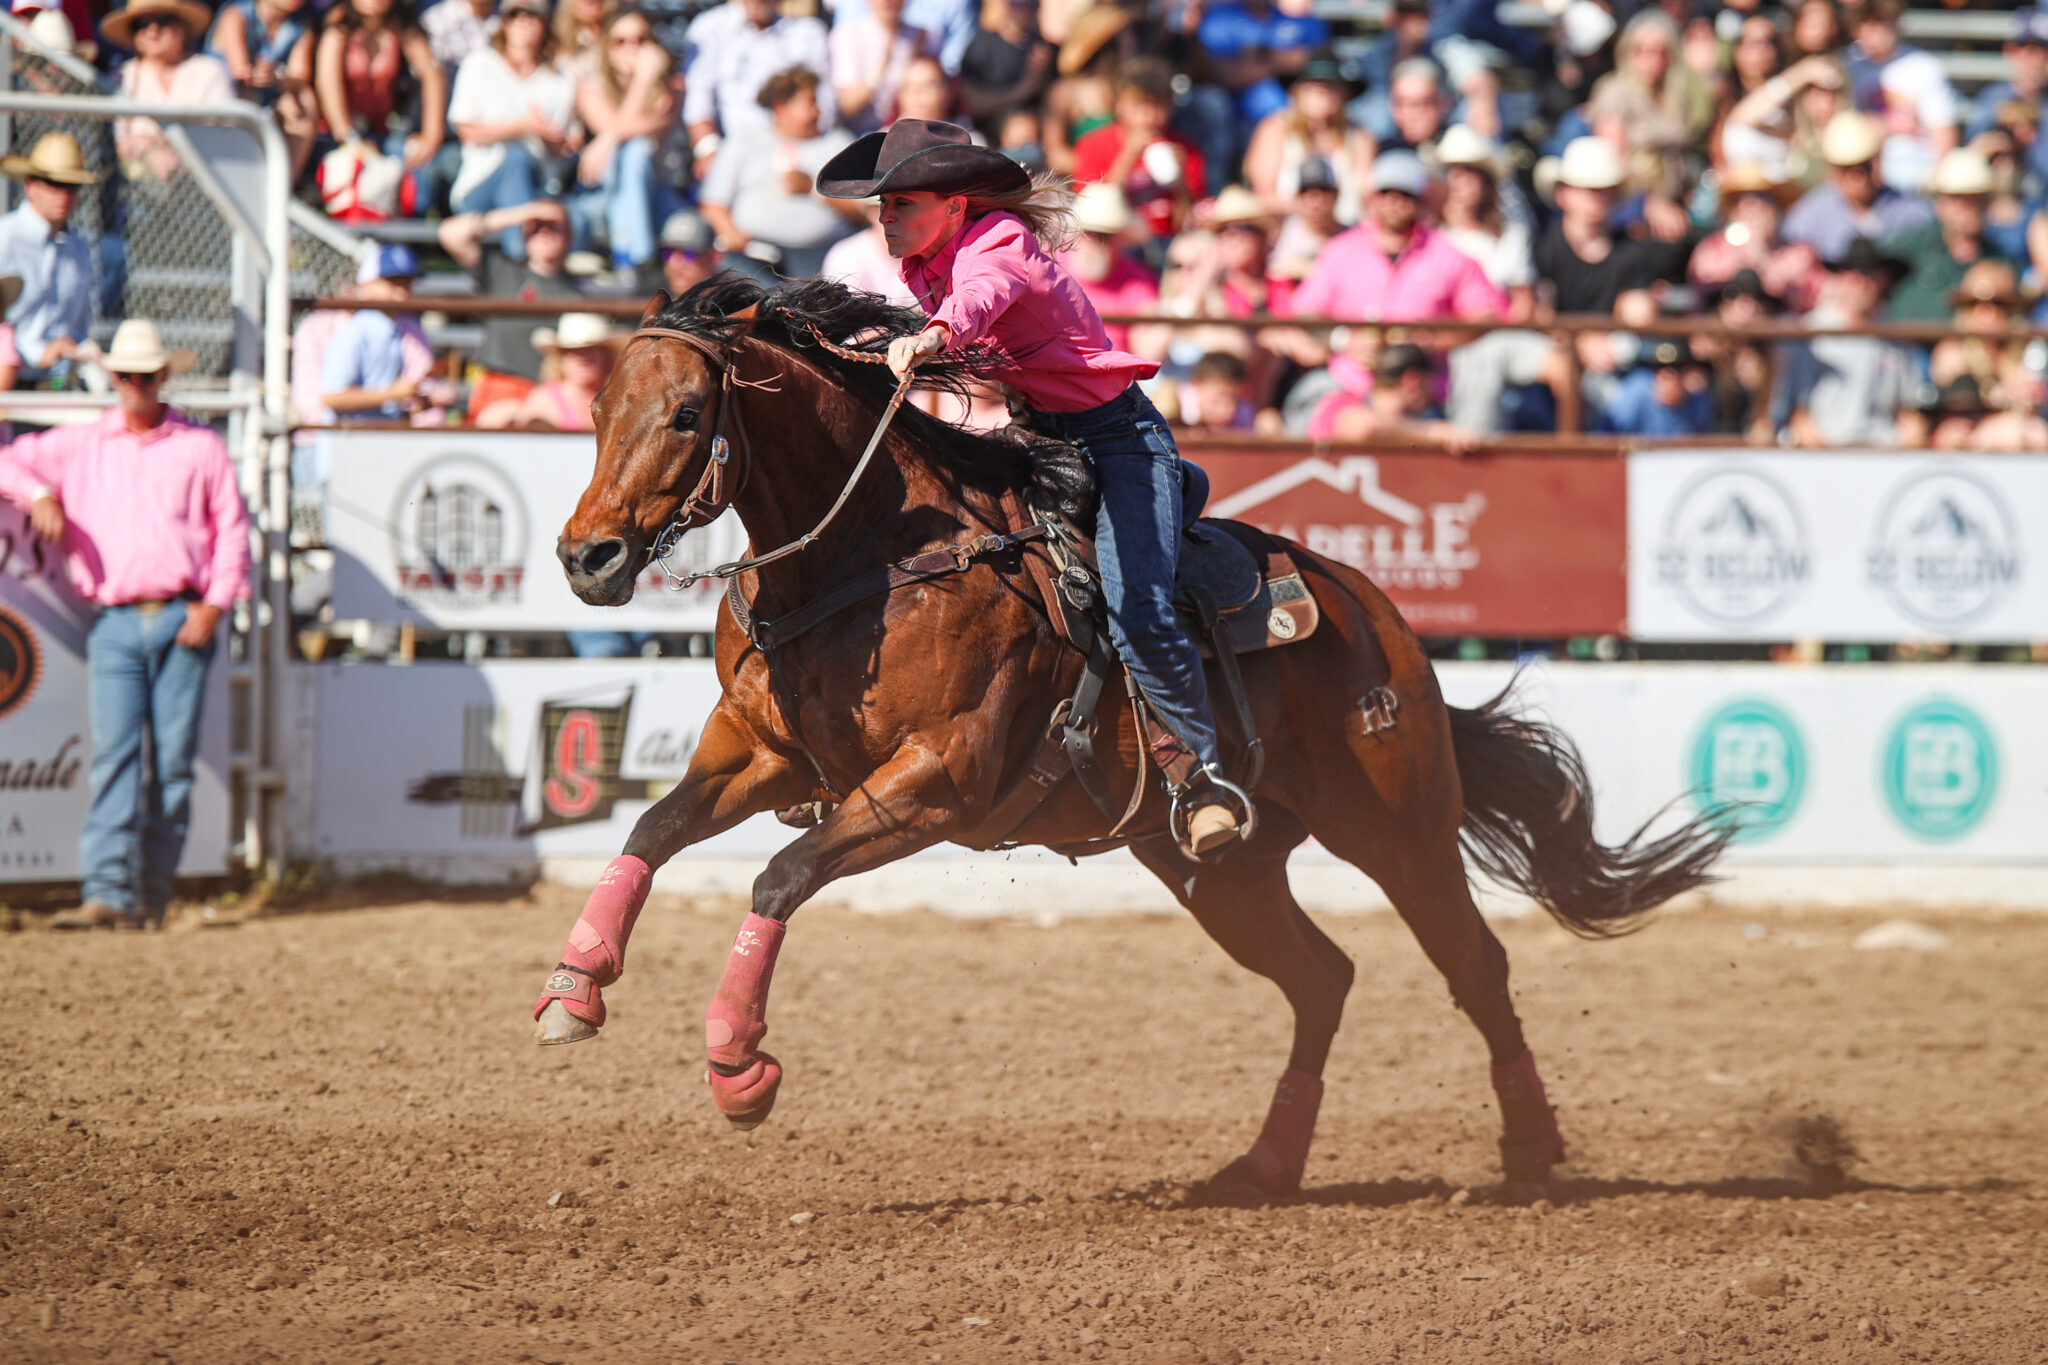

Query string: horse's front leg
705 739 965 1128
534 701 807 1044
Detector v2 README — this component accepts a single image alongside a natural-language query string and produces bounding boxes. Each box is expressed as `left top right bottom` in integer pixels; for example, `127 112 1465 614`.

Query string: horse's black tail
1449 685 1733 939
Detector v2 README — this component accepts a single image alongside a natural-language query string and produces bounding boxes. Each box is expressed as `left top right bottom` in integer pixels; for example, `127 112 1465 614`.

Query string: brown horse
536 275 1730 1194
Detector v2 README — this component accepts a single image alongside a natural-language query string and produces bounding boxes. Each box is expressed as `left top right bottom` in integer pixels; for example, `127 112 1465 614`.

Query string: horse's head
557 291 749 605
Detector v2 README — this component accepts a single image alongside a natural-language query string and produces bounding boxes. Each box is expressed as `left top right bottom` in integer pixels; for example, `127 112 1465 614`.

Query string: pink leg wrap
704 913 787 1126
532 855 653 1028
1492 1049 1567 1180
1243 1068 1325 1190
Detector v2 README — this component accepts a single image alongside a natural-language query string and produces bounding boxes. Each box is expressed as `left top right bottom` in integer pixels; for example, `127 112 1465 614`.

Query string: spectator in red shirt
1072 56 1207 241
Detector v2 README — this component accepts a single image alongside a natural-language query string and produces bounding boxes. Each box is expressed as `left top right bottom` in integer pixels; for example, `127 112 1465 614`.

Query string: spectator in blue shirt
0 133 98 388
1197 0 1329 129
320 246 433 423
1594 338 1715 436
1964 11 2048 193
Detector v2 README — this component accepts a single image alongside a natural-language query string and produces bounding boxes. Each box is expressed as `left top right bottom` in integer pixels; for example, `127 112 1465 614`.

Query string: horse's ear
730 303 759 322
639 291 671 325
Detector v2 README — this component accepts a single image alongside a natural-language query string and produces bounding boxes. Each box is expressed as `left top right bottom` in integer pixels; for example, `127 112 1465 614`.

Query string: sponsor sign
1687 697 1806 841
302 659 2048 877
1630 452 2048 641
326 431 747 632
1199 452 1626 636
0 503 231 883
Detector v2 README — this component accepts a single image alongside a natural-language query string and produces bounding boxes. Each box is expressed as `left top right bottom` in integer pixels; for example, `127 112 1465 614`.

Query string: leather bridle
628 325 759 587
628 323 914 591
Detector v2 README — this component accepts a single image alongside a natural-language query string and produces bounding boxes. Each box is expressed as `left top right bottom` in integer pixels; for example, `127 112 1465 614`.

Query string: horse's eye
671 406 699 433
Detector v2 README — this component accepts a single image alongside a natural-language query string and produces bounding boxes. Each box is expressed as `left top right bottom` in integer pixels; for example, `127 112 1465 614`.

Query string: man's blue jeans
81 600 214 918
1037 386 1222 775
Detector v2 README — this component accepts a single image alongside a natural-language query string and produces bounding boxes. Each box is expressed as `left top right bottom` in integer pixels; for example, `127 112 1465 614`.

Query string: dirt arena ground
3 886 2044 1364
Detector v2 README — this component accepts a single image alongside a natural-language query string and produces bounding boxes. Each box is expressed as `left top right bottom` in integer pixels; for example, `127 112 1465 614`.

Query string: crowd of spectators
12 0 2048 448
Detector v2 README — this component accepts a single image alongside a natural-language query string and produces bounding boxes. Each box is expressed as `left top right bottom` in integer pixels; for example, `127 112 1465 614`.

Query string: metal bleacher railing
296 292 2034 444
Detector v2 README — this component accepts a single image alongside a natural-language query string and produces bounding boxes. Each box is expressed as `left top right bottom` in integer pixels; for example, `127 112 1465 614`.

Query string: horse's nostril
566 538 626 577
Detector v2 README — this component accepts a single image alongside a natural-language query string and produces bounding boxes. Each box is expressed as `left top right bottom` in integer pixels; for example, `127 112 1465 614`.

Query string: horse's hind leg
1131 814 1355 1196
1321 817 1566 1186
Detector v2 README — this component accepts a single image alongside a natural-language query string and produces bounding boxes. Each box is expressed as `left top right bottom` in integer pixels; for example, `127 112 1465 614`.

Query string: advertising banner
305 658 2044 877
1437 662 2048 864
325 430 747 632
1201 452 1627 636
304 658 797 867
327 432 1628 640
0 503 232 883
1628 450 2048 641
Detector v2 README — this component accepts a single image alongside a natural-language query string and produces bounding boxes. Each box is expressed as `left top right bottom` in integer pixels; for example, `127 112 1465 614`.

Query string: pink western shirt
900 211 1158 413
1287 222 1507 323
0 408 252 610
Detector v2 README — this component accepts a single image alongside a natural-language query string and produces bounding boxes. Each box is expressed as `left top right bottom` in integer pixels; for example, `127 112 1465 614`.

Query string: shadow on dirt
1153 1172 2031 1212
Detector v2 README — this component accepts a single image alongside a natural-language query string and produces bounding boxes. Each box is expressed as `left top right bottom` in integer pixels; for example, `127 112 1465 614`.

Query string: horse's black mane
651 273 1093 516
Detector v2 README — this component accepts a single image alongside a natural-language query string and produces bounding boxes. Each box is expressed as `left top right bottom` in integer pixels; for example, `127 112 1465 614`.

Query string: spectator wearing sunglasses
657 209 722 296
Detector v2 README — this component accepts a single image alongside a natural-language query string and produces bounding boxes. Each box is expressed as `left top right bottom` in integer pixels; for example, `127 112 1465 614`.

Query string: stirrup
1169 768 1257 862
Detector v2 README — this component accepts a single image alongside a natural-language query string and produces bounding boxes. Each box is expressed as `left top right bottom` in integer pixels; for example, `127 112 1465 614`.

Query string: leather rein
633 323 914 591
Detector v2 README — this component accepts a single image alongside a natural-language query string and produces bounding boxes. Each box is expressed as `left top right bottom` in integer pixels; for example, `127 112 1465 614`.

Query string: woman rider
817 118 1246 858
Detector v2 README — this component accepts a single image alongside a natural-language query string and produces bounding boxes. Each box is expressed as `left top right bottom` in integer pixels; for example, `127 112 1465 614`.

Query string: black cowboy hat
1647 338 1694 370
1715 267 1784 312
1825 235 1908 283
1919 374 1990 418
818 119 1031 200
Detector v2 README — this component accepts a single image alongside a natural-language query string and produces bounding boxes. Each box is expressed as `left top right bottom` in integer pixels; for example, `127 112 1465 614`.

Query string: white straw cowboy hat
1206 184 1274 227
531 313 629 353
27 8 77 54
1072 181 1133 235
0 131 101 186
101 0 215 48
1924 146 1995 197
84 318 195 375
1435 124 1506 178
1556 136 1626 190
1819 110 1885 167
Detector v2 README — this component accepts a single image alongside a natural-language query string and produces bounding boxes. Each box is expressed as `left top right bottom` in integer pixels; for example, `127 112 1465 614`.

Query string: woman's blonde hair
965 170 1079 253
600 6 672 109
554 0 614 61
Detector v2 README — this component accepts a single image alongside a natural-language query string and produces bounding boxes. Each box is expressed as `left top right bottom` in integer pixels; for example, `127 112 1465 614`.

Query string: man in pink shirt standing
1288 151 1505 326
0 319 252 930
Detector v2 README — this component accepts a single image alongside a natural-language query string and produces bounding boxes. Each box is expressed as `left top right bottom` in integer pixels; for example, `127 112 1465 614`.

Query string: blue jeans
569 136 657 268
81 600 215 917
454 141 542 259
1037 386 1221 774
567 630 652 658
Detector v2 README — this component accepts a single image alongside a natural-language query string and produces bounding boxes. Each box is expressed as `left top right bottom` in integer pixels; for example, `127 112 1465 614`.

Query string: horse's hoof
707 1051 782 1129
535 999 600 1046
1207 1151 1301 1198
1499 1134 1566 1185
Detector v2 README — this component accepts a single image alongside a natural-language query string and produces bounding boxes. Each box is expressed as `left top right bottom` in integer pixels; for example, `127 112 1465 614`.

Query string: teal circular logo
1690 699 1806 840
1881 698 1998 842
